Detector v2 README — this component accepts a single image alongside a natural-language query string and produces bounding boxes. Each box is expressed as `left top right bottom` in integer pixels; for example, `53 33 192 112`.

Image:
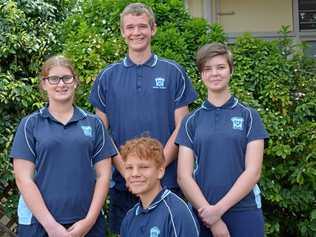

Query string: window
299 0 316 31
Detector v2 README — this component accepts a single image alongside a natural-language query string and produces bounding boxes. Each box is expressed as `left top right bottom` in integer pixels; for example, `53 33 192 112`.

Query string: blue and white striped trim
23 113 40 158
77 107 88 117
184 109 201 176
193 153 199 177
170 192 200 236
184 107 202 144
237 102 253 137
162 199 178 237
97 63 120 108
93 117 105 158
151 55 158 67
123 57 128 67
39 107 45 115
149 189 170 209
134 204 141 216
135 189 171 215
201 97 238 110
231 98 239 108
123 54 158 67
159 59 187 102
253 184 262 208
17 195 32 224
201 103 207 110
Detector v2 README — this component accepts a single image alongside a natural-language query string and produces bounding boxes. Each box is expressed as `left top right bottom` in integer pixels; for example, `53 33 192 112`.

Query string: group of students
10 2 268 237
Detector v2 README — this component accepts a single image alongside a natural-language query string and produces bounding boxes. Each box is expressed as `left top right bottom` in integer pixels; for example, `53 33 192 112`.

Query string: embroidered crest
231 117 244 130
153 77 166 89
150 226 160 237
81 126 92 137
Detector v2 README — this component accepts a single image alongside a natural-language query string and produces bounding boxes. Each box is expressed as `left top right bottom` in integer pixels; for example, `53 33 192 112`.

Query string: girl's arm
199 139 265 226
177 145 230 237
68 158 112 237
177 145 209 209
13 159 70 237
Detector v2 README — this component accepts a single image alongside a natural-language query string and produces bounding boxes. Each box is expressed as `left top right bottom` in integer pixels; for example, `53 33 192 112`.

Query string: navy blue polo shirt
176 96 269 211
89 54 197 190
120 189 199 237
10 106 117 225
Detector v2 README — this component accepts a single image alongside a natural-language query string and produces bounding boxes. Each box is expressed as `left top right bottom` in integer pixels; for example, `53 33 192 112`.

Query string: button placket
215 108 220 130
136 66 142 91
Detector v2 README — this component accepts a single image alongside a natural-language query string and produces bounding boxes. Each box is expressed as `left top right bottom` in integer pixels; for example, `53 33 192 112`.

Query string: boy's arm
95 109 125 177
163 106 189 167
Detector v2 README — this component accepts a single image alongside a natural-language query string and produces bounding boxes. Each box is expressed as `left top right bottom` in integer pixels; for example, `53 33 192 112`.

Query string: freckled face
124 155 164 197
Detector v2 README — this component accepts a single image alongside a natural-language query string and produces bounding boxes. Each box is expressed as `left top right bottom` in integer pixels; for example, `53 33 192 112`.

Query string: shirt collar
39 105 87 123
201 96 238 110
123 54 158 68
135 188 171 216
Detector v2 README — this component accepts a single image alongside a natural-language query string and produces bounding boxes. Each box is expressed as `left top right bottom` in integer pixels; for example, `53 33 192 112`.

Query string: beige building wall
218 0 293 32
185 0 293 33
186 0 203 17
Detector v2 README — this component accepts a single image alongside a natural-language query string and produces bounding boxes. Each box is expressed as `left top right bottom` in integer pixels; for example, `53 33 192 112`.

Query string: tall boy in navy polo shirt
119 137 199 237
89 3 197 234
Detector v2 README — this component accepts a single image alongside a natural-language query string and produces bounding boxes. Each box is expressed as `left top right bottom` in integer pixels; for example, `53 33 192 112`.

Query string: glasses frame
43 75 75 85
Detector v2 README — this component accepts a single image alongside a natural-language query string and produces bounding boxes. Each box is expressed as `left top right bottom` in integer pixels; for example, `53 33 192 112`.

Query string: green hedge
231 28 316 236
0 0 67 216
0 1 315 236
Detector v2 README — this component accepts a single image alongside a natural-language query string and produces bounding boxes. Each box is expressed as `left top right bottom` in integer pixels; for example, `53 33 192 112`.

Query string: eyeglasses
43 75 74 85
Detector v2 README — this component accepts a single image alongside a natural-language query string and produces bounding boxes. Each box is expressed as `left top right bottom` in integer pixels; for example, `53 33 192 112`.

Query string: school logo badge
231 117 244 130
81 126 92 137
150 226 160 237
153 77 166 89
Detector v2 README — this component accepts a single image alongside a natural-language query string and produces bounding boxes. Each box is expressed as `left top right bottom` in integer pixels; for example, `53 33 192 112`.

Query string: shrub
0 1 315 236
231 28 316 236
0 0 72 217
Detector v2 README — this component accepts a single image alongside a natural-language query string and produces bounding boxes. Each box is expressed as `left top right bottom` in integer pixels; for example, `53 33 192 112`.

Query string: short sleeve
246 109 269 143
89 70 108 114
10 116 36 162
119 214 129 237
92 117 117 164
175 113 194 150
169 194 200 237
174 64 197 109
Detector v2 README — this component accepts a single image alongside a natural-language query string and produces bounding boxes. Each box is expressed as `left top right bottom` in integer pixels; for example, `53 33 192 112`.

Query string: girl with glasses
10 55 117 237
